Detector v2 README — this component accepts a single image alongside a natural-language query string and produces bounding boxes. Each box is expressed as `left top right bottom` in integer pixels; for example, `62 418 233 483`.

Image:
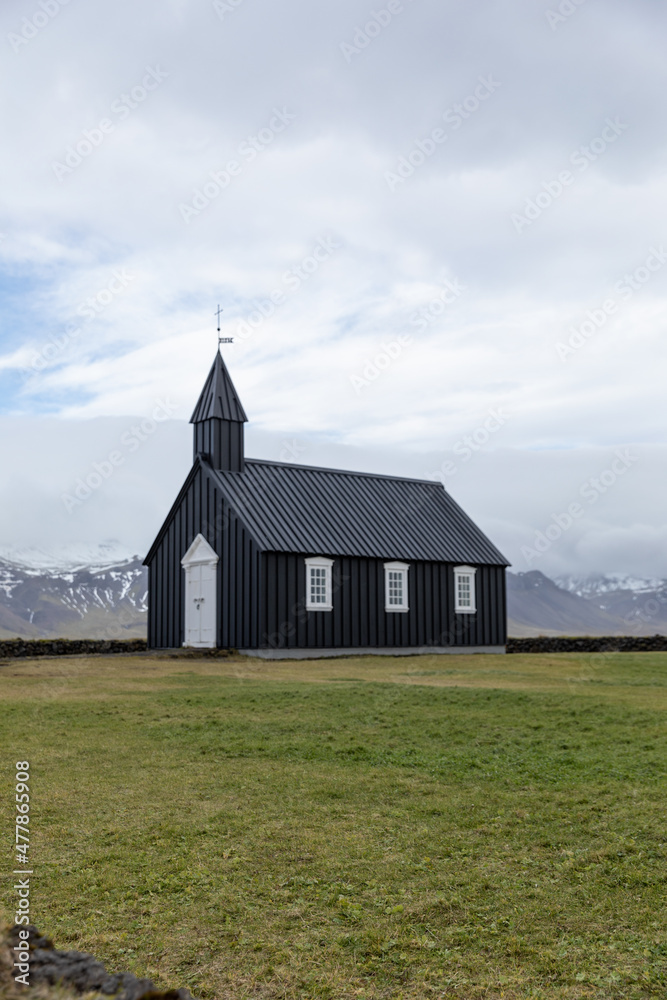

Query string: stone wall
0 638 148 658
1 635 667 659
506 634 667 653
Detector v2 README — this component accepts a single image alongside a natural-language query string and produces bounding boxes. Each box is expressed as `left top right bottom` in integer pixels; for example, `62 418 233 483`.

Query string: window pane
457 574 471 607
310 566 327 603
388 569 404 605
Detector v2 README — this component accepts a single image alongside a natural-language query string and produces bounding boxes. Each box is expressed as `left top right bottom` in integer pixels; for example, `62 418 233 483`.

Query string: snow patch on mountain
555 574 667 598
0 541 137 575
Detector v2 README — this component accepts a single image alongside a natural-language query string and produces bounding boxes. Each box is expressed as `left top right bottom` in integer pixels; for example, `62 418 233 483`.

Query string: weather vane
216 304 233 346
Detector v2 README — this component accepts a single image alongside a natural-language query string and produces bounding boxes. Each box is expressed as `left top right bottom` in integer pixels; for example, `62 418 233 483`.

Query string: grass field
0 651 665 999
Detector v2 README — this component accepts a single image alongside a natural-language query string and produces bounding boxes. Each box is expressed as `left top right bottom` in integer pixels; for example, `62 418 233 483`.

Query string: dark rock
8 924 196 999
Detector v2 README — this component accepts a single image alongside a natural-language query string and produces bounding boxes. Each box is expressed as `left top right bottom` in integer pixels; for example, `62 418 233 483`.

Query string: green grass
1 652 666 999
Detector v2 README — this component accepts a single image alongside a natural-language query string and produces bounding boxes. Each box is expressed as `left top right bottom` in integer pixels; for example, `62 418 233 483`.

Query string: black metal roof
190 352 248 424
207 458 509 565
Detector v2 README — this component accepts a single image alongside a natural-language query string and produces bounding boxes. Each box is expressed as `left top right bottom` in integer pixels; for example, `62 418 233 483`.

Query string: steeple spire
190 353 247 472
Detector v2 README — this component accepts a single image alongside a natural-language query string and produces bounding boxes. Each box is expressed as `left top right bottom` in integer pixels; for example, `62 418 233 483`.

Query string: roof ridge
243 457 444 487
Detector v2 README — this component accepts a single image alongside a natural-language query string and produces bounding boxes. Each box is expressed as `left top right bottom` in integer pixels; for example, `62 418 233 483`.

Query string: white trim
454 565 477 614
384 561 409 612
305 556 334 611
181 533 219 567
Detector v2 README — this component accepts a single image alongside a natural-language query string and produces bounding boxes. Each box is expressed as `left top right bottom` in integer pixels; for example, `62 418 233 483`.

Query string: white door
184 564 217 647
181 534 219 649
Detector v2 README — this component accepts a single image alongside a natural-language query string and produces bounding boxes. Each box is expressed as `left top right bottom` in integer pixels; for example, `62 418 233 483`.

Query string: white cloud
0 411 664 579
1 0 666 575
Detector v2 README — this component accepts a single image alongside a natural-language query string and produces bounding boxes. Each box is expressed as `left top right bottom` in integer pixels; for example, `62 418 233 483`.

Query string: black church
144 352 509 656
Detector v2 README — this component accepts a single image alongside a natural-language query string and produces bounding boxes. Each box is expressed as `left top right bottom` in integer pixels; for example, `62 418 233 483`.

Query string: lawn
0 651 665 999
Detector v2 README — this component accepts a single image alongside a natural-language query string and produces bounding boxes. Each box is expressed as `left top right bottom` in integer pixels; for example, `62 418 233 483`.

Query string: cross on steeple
215 304 233 348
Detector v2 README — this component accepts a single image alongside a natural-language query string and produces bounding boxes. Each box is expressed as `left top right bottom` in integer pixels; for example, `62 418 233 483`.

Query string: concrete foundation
239 645 506 660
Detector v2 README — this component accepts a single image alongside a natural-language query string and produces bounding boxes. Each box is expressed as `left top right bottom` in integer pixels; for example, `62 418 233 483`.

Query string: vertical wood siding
261 554 506 650
147 467 260 648
193 419 244 472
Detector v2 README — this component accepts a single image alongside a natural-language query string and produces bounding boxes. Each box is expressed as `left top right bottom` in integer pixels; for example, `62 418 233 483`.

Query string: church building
144 352 509 656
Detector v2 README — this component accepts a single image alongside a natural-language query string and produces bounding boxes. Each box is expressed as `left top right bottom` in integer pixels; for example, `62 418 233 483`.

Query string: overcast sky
1 0 666 579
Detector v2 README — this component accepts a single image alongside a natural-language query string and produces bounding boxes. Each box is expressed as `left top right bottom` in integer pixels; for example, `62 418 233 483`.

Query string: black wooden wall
147 466 261 649
259 554 506 650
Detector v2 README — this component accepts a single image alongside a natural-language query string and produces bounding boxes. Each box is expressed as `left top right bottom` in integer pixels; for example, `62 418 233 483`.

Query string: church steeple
190 352 248 472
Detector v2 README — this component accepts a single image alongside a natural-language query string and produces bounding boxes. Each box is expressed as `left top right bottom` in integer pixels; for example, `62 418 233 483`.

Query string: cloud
0 0 665 576
0 409 664 579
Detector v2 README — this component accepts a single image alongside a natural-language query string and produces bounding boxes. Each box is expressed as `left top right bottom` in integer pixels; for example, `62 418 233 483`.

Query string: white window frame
384 561 410 613
305 556 334 611
454 565 477 614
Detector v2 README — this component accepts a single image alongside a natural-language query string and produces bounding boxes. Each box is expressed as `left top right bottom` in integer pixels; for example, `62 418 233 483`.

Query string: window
384 561 409 612
305 556 333 611
454 565 477 613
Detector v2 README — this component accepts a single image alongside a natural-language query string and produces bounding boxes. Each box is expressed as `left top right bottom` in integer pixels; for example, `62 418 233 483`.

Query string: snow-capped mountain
0 547 147 640
553 574 667 633
510 572 667 637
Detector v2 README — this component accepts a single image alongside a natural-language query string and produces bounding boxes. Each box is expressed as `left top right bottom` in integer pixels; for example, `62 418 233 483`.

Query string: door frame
181 533 219 648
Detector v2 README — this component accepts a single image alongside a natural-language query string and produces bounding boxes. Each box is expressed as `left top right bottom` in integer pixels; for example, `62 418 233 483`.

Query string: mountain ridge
508 570 667 637
0 549 665 640
0 554 147 640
